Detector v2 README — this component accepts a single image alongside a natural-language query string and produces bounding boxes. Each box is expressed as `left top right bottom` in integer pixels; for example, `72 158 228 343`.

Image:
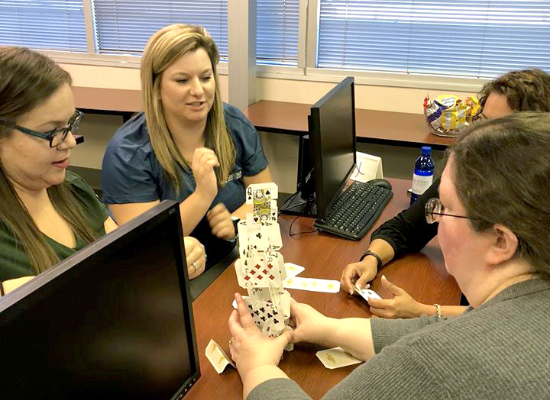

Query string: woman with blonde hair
102 24 271 268
0 46 118 286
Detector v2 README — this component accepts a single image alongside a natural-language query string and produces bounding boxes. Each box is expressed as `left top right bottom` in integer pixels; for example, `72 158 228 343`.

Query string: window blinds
0 0 87 52
317 0 550 78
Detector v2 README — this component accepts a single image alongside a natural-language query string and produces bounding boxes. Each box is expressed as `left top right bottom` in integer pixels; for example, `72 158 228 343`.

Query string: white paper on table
350 152 383 183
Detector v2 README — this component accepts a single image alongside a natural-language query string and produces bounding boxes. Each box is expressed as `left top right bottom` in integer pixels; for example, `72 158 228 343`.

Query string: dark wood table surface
71 87 453 150
243 100 454 150
188 177 461 399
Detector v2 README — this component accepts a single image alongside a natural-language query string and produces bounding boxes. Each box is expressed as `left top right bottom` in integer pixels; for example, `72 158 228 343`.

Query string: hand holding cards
355 286 382 302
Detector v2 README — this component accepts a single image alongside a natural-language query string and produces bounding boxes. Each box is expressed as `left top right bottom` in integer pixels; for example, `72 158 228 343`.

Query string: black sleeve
370 177 440 259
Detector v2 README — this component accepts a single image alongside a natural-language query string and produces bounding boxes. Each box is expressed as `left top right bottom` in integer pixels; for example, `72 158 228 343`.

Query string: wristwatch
227 216 240 243
359 250 383 270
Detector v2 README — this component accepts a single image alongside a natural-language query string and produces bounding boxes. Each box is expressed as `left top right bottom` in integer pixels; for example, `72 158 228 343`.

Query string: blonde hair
141 24 235 193
0 46 101 274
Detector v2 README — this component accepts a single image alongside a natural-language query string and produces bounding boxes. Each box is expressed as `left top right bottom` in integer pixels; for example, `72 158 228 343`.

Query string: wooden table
243 100 454 150
72 87 141 122
188 177 461 399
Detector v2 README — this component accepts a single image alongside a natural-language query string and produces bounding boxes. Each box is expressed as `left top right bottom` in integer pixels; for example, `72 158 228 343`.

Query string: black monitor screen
0 201 199 400
311 77 356 219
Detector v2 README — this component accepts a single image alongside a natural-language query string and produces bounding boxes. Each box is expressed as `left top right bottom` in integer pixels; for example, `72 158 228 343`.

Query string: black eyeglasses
0 110 83 148
471 109 487 123
424 198 478 224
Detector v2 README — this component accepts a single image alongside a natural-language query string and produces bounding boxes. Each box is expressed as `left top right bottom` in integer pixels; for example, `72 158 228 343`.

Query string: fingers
369 306 396 319
381 275 405 296
355 272 372 291
340 263 360 295
192 148 220 169
184 237 206 279
340 260 377 295
192 148 219 200
365 297 390 309
368 298 396 319
228 309 244 339
234 293 255 329
207 204 235 239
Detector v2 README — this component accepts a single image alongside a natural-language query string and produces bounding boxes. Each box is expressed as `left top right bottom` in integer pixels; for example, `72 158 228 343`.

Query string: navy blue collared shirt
101 103 268 267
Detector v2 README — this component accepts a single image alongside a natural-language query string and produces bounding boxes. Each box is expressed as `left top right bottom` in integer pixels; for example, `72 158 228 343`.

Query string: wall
63 64 471 192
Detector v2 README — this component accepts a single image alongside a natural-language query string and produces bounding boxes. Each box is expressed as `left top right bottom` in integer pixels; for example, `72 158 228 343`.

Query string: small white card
205 339 235 374
316 347 362 369
350 152 383 183
284 262 305 280
355 286 382 301
283 276 340 293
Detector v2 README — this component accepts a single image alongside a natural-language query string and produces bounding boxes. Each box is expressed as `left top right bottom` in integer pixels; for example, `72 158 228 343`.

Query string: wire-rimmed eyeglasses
425 197 477 224
0 110 83 148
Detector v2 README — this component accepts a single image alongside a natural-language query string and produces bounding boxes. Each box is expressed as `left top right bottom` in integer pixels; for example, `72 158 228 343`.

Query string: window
257 0 300 66
317 0 550 78
92 0 228 57
0 0 87 52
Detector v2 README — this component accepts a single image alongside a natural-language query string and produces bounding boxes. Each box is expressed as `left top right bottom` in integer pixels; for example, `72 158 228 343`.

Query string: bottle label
412 173 433 195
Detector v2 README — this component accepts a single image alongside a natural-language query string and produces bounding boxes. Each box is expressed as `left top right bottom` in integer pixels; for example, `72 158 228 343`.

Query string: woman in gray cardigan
228 112 550 400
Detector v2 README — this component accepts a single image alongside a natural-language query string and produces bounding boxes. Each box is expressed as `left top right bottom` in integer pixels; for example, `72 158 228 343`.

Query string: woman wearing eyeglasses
0 46 119 287
0 47 207 289
229 113 550 399
340 68 550 319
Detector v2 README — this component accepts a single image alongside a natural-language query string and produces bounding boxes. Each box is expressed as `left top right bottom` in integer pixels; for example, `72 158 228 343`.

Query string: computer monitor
0 200 200 400
281 77 356 219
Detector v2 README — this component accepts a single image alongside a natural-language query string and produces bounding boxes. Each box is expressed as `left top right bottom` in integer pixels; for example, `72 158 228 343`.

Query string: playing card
252 188 272 222
262 222 282 249
232 295 249 309
284 262 305 280
354 287 382 301
205 339 235 374
246 183 279 204
270 200 278 222
316 347 362 369
245 256 283 287
243 295 285 333
283 277 340 293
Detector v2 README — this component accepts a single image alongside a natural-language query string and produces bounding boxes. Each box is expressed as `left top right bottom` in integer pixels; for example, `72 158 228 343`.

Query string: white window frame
40 0 490 92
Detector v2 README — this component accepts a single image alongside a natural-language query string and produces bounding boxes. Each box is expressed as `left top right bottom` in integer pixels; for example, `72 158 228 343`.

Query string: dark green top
0 172 109 282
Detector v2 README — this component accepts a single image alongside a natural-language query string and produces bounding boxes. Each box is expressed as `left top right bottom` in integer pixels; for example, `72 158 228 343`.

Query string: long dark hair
0 46 100 274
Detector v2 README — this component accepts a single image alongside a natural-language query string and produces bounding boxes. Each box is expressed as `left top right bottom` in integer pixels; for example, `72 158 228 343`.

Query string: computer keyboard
314 181 393 240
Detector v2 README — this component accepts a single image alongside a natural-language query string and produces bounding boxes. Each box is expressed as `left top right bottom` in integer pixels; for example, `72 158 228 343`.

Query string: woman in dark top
0 47 206 290
0 46 118 287
340 69 550 318
102 24 272 268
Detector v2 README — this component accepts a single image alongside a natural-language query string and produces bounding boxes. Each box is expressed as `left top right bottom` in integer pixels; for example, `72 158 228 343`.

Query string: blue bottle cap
421 146 432 156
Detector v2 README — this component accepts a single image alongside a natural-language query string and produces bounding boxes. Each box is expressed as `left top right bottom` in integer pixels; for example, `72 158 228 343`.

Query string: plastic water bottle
410 146 435 206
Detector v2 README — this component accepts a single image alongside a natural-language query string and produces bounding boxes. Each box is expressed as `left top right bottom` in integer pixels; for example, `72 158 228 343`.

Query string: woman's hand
192 148 220 203
340 258 377 295
228 293 293 378
207 203 236 240
367 275 430 319
290 298 337 346
184 236 206 279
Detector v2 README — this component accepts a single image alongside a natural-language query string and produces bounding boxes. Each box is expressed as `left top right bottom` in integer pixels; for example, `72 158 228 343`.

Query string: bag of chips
424 94 481 137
